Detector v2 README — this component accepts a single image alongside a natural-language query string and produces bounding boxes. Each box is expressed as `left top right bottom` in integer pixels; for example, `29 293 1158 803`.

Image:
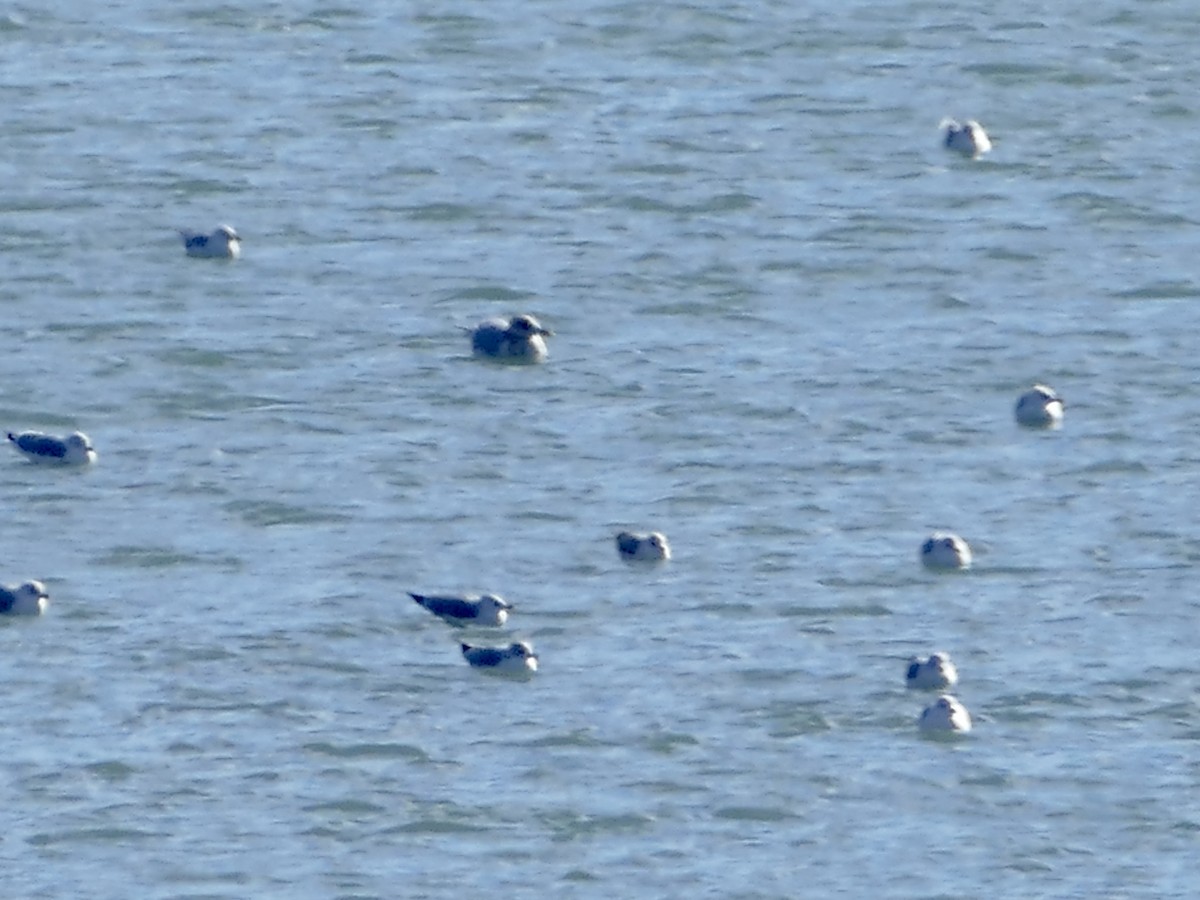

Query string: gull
918 695 972 734
180 224 241 259
471 314 553 363
410 592 512 627
7 430 96 465
460 641 538 675
0 581 49 616
1015 384 1065 429
906 652 959 690
941 118 991 158
615 531 671 563
920 532 972 571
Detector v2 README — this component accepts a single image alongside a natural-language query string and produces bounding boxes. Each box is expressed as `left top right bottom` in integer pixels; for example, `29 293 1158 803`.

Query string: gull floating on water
410 592 512 627
918 694 972 734
461 640 538 675
0 580 49 616
941 118 991 158
615 530 671 563
1015 384 1065 429
920 532 972 571
471 314 553 363
180 224 241 259
7 430 96 466
906 652 960 691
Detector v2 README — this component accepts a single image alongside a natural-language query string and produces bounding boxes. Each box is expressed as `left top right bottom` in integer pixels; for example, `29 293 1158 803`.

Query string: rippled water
3 1 1200 897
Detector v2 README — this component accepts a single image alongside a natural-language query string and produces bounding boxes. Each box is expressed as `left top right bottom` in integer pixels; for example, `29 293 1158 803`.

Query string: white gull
180 224 241 259
941 118 992 158
918 694 972 734
920 532 972 571
906 652 959 690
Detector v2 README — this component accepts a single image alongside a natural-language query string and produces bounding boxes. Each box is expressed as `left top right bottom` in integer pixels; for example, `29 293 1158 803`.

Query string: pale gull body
615 530 671 563
410 592 512 627
8 430 96 466
941 118 991 158
461 640 538 675
471 314 553 363
180 224 241 259
0 581 49 616
1015 384 1065 429
906 652 959 690
918 694 973 734
920 532 972 571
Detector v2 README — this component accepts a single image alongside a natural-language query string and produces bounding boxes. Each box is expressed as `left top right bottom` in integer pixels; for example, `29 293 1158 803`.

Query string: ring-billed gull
920 532 972 571
1015 384 1065 429
0 580 49 616
615 531 671 563
906 652 959 690
7 430 96 465
471 314 553 363
180 224 241 259
941 118 991 158
410 592 512 627
460 640 538 675
918 694 972 734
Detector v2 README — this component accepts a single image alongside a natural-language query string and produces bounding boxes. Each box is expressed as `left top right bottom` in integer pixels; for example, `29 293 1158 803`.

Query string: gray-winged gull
0 581 49 616
7 430 96 466
1015 384 1064 428
471 314 553 363
460 640 538 675
410 592 512 627
615 531 671 563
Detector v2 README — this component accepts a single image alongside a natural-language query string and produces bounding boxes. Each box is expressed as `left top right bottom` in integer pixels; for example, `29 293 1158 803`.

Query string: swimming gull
7 430 96 466
471 314 553 363
1015 384 1065 429
180 224 241 259
410 592 512 627
920 532 972 571
615 530 672 563
941 118 992 158
918 694 972 734
460 640 538 675
0 580 49 616
906 652 959 691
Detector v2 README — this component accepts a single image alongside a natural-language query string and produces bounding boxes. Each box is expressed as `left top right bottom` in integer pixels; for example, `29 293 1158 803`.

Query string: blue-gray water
3 1 1200 897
